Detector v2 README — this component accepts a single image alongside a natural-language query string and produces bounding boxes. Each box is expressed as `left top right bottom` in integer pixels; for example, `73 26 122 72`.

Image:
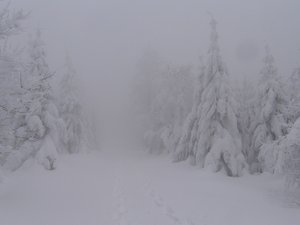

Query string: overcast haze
7 0 300 146
2 1 300 224
11 0 300 139
13 0 300 83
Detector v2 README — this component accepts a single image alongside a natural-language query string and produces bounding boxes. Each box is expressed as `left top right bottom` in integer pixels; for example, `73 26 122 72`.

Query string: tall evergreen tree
58 54 84 153
283 117 300 189
6 30 64 171
287 66 300 123
0 5 26 160
236 79 257 171
251 46 288 173
174 17 246 176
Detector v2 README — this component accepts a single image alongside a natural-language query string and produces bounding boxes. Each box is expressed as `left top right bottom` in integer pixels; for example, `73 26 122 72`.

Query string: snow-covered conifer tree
0 5 26 169
58 54 84 153
174 17 246 176
236 80 257 171
6 30 64 171
251 46 288 173
0 4 26 40
171 57 206 165
153 64 194 153
284 118 300 189
287 67 300 123
259 116 300 185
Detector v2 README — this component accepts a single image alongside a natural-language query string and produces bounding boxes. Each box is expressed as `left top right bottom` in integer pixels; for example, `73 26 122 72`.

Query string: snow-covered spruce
0 5 27 168
284 118 300 189
287 66 300 123
251 46 289 173
58 54 84 154
258 117 300 188
173 17 247 177
236 80 257 171
6 30 64 171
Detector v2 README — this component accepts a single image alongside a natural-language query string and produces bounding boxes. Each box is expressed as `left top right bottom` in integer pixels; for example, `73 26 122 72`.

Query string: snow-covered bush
4 141 41 171
173 17 247 177
36 135 58 170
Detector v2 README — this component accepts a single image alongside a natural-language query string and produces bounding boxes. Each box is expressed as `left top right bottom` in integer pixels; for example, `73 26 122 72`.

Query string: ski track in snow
113 175 132 225
144 180 198 225
112 166 198 225
2 152 299 225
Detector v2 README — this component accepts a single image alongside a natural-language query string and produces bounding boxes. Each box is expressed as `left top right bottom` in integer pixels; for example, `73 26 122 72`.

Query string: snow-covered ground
0 149 299 225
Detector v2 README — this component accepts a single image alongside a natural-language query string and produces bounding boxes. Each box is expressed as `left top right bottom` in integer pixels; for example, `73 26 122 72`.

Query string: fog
13 0 300 83
10 1 299 149
1 1 300 224
9 0 299 145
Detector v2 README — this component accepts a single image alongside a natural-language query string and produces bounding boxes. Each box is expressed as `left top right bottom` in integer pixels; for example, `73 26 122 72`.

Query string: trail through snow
0 149 300 225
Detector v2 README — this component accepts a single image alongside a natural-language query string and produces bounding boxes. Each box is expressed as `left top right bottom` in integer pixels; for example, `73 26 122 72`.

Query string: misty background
10 0 300 146
13 0 300 88
1 1 300 224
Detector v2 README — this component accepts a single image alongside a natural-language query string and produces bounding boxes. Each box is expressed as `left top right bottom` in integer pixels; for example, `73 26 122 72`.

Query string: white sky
10 0 300 93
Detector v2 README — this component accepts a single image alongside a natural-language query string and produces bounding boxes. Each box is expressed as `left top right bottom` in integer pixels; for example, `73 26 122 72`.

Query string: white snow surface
0 149 299 225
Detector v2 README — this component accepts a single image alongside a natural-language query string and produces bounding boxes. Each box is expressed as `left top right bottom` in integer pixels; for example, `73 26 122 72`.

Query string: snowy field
0 149 299 225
